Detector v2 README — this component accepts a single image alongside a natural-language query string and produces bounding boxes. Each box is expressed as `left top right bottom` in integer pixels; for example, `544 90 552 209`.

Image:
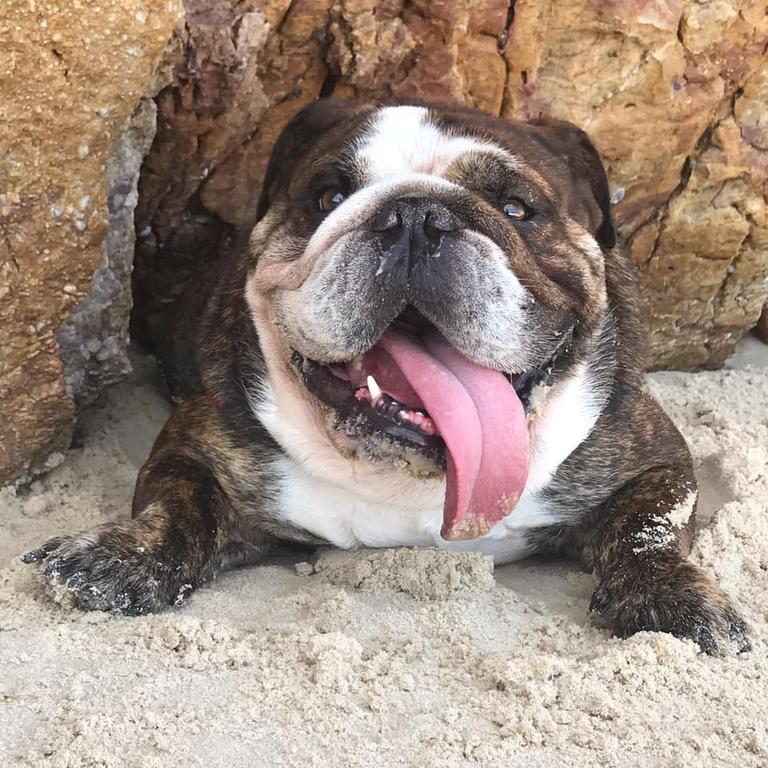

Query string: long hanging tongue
378 331 529 540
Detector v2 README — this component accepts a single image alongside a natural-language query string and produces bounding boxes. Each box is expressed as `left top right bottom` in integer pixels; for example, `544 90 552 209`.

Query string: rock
635 113 768 368
503 1 768 370
0 0 182 486
57 100 158 407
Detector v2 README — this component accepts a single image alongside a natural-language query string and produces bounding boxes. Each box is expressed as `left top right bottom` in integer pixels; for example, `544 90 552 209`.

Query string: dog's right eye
318 187 346 213
503 197 531 220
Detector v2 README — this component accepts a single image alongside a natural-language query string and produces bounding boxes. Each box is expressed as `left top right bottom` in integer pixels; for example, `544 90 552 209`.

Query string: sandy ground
1 342 767 768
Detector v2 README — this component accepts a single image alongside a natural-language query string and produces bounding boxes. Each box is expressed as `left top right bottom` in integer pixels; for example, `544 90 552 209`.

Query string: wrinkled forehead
352 105 520 182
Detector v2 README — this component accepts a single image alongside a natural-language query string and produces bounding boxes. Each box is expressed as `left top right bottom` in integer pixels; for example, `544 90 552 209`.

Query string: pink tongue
378 331 529 541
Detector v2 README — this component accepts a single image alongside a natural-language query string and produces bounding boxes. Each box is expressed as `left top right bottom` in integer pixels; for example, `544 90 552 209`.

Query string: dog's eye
503 198 530 220
318 188 346 213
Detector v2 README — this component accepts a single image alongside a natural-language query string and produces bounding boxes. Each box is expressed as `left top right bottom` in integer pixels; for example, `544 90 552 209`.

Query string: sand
1 344 767 768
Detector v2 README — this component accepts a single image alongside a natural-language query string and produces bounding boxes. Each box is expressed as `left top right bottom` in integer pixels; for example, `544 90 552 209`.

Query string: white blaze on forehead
356 106 510 181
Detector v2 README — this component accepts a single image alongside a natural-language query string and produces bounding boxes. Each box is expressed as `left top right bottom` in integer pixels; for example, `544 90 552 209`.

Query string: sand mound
307 546 496 599
1 348 767 767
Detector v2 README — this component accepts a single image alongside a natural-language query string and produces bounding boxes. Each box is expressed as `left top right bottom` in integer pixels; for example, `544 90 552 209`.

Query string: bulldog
24 100 749 655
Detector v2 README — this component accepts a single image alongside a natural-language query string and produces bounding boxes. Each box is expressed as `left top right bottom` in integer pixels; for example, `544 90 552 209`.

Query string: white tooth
351 356 364 372
367 375 382 402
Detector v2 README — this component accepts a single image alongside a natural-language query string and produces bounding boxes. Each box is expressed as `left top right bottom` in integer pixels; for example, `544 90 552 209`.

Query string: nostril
422 211 438 239
423 211 438 246
423 206 457 234
371 203 403 233
422 208 456 253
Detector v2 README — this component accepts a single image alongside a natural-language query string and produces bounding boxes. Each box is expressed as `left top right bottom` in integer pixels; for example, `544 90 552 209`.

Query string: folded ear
528 117 616 250
256 99 356 222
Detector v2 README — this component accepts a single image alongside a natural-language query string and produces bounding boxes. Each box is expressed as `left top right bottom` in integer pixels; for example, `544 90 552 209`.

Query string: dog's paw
590 561 750 656
22 523 194 615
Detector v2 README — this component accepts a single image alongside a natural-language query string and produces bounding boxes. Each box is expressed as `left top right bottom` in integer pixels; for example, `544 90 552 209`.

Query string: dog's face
246 101 616 541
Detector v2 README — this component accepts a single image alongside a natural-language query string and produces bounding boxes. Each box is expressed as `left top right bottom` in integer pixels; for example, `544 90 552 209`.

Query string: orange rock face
0 0 182 485
2 0 767 484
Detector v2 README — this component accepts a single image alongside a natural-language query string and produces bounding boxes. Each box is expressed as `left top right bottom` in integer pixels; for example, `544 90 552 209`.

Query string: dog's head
246 100 616 541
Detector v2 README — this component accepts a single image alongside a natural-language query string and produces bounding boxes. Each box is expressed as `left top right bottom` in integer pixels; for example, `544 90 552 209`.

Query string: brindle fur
24 101 749 654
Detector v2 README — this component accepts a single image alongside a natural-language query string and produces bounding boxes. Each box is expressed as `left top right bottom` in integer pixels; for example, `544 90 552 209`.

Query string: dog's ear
255 99 355 222
529 117 616 250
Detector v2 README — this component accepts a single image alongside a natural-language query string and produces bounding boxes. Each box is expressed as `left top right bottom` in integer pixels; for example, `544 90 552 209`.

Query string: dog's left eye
318 188 346 213
503 198 530 220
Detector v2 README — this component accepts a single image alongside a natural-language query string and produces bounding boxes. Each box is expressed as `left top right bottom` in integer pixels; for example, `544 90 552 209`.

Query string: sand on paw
308 546 496 599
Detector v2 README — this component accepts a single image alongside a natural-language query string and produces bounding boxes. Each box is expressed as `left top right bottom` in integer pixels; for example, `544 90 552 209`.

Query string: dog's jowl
24 101 749 655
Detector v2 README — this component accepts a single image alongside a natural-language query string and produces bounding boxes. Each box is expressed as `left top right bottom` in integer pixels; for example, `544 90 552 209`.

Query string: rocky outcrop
504 1 768 368
0 0 181 485
2 0 767 485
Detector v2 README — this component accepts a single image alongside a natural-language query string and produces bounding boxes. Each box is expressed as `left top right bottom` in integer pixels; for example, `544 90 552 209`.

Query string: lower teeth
371 393 431 430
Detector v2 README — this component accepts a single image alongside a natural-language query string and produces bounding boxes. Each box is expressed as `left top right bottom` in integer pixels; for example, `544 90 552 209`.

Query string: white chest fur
271 453 547 563
252 363 604 565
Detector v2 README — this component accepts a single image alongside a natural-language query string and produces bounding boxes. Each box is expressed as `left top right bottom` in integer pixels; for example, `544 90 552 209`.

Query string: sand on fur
0 344 767 768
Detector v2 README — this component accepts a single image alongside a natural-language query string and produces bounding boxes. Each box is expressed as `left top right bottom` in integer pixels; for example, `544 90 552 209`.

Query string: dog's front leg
590 466 750 655
23 398 266 615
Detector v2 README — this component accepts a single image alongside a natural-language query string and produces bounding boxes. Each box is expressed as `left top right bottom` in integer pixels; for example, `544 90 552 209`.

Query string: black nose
371 197 458 275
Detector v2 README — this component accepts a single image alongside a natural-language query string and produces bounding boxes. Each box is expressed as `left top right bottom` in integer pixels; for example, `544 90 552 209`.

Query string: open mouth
292 333 551 456
290 309 556 541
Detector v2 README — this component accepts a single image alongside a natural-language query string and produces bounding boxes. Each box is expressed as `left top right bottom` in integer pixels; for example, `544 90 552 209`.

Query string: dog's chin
288 307 561 477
